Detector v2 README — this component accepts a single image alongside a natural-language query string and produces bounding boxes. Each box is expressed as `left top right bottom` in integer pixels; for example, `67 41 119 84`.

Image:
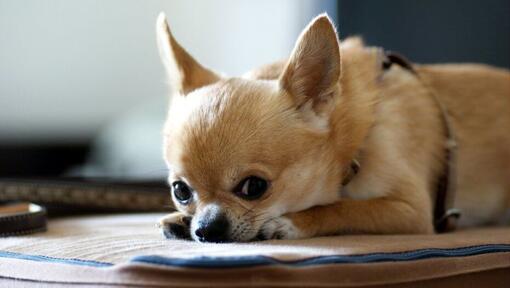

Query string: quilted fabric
0 213 509 287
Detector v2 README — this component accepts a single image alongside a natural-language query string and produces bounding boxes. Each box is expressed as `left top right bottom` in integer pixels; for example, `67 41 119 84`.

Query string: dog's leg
158 212 193 240
259 185 434 240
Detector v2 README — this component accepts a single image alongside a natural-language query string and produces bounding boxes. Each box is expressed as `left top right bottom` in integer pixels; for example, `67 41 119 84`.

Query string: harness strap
383 51 461 232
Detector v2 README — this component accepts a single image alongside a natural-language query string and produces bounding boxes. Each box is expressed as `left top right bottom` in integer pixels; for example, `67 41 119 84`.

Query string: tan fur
156 12 510 241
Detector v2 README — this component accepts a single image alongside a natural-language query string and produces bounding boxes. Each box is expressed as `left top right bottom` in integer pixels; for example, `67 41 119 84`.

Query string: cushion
0 213 509 287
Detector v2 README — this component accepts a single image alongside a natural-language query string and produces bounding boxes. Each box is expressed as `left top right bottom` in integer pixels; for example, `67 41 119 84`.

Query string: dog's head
157 13 376 242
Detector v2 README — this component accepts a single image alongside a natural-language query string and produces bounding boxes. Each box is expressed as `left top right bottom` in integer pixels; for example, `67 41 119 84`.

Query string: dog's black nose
195 212 230 243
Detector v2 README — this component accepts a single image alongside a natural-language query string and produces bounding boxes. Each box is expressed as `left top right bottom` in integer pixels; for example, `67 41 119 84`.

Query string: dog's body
248 59 510 231
157 13 510 242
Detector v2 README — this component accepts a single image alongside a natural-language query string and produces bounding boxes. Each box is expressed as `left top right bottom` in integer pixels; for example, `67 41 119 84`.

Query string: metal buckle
436 208 462 233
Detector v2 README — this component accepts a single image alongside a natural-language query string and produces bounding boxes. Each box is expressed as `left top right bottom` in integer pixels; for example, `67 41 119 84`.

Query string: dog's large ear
280 14 341 121
157 12 220 95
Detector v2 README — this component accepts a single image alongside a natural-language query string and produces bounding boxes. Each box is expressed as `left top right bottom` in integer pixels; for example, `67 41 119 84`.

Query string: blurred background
1 0 509 180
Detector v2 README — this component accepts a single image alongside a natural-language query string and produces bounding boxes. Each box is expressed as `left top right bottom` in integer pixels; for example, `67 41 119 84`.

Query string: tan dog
156 12 510 242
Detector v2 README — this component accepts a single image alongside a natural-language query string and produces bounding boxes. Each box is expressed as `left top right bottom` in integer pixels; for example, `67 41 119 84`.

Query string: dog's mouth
220 219 265 243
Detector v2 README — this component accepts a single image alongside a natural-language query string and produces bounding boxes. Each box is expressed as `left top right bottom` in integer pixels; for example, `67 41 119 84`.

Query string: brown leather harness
343 51 461 233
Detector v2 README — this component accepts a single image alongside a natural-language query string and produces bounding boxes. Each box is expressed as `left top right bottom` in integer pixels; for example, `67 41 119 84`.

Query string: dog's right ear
279 14 341 125
156 12 220 95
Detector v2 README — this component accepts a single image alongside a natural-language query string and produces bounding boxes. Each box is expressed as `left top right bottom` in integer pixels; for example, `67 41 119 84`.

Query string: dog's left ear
280 14 341 121
156 12 220 95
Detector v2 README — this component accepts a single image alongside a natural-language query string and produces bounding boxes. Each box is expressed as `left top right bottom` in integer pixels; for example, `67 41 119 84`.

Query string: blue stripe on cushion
1 244 509 269
130 244 510 269
0 250 112 267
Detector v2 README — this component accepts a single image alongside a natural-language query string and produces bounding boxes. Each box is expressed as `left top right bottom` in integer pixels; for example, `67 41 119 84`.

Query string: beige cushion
0 214 509 287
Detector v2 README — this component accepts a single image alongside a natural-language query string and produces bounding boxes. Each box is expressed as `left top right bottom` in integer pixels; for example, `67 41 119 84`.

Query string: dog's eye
172 181 193 204
234 176 268 200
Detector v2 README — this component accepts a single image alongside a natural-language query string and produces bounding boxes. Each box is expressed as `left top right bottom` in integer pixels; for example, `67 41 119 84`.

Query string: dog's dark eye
172 181 193 204
234 176 268 200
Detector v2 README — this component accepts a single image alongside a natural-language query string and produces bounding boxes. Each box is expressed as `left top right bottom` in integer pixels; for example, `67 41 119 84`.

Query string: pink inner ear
279 15 341 110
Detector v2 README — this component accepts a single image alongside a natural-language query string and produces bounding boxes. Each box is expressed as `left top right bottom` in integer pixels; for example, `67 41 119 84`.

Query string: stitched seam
0 250 113 267
131 244 510 268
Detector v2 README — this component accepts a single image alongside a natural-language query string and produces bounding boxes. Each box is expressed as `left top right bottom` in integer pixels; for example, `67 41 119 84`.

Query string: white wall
0 0 336 143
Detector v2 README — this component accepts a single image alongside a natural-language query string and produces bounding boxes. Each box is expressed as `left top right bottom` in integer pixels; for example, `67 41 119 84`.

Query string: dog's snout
195 212 230 243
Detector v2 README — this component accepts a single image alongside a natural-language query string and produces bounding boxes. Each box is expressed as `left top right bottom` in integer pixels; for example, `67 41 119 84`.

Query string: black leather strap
0 202 47 237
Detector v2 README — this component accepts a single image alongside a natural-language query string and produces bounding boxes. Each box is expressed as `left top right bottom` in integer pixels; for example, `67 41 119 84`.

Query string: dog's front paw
158 212 192 240
257 216 302 240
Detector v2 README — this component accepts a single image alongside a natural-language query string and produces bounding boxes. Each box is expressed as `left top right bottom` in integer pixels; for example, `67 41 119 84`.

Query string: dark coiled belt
0 202 47 237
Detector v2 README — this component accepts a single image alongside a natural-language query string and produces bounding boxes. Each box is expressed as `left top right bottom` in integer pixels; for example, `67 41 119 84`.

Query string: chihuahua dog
156 12 510 242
